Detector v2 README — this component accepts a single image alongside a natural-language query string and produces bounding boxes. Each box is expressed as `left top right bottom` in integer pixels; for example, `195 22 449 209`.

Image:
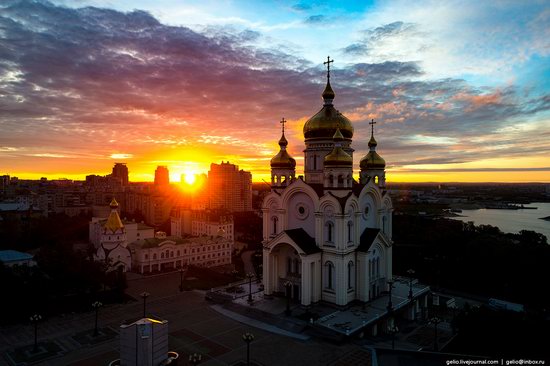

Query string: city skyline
1 0 550 183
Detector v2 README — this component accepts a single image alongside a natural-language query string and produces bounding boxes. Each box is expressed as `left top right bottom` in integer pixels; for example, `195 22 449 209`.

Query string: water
450 202 550 240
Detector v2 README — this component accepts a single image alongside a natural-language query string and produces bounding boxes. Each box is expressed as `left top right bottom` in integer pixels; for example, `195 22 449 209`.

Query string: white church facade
262 62 393 307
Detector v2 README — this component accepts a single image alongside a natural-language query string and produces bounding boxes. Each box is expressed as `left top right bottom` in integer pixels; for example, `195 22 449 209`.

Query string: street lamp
246 273 254 304
284 281 292 316
429 316 442 352
92 301 103 336
140 291 150 318
242 332 255 366
387 279 395 312
407 269 415 300
29 314 42 352
388 324 399 350
188 353 202 366
179 267 186 292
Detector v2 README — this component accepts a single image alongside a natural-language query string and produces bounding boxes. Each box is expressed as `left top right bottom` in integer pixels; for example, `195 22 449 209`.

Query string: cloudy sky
1 0 549 182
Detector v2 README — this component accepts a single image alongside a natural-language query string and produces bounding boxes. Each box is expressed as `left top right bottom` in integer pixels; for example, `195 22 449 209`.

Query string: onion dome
303 74 353 140
324 129 353 167
271 133 296 168
104 198 124 233
360 150 386 170
360 124 386 169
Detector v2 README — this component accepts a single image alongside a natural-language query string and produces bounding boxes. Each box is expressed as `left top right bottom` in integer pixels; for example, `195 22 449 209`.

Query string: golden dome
271 150 296 168
360 151 386 170
303 105 354 139
305 58 353 140
104 209 124 233
271 133 296 168
324 129 353 167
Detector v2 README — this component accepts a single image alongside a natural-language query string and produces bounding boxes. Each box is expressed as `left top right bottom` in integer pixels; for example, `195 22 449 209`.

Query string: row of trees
392 215 550 308
0 240 127 325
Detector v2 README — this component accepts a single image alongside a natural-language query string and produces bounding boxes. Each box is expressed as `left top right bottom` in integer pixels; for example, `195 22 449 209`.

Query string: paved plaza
0 271 375 366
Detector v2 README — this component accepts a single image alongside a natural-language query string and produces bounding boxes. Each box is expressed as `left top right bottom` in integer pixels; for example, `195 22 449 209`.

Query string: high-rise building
154 166 169 186
112 163 129 186
207 162 252 212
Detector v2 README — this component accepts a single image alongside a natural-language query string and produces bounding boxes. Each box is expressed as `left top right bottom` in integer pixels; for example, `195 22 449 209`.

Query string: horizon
1 1 549 183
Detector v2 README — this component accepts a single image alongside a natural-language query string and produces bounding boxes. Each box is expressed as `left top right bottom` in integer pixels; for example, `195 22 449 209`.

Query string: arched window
325 222 334 243
347 221 353 243
382 216 387 234
145 254 148 260
348 261 354 289
177 250 180 256
153 253 157 260
374 176 379 184
325 261 334 290
287 257 292 274
272 217 278 235
338 175 344 187
161 253 164 259
313 154 317 170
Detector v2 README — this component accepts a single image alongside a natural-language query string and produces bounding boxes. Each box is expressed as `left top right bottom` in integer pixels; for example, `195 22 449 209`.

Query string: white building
130 231 232 274
93 198 133 271
262 71 393 307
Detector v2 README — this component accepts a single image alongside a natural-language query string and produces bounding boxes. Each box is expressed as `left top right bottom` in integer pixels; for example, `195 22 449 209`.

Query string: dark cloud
0 0 549 174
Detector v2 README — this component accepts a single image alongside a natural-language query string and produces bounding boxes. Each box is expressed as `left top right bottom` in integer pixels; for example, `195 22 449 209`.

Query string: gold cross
280 117 287 134
323 56 334 80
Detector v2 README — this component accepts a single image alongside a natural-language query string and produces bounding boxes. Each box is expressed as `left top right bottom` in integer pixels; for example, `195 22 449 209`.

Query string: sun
184 172 196 185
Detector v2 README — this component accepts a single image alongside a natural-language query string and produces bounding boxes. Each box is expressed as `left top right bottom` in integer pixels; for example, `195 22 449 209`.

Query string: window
153 254 157 260
348 261 354 289
325 222 334 243
177 250 180 256
272 217 278 235
325 261 334 290
161 253 164 259
145 254 148 260
347 221 353 242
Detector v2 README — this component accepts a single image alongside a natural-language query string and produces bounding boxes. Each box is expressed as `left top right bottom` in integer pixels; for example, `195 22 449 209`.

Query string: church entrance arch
269 242 302 301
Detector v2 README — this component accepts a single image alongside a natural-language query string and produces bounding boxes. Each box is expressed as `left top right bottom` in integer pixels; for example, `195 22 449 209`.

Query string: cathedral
262 60 393 307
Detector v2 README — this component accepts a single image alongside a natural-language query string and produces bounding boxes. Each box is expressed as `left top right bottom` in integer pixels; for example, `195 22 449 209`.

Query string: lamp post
387 280 395 312
429 316 442 351
140 291 149 318
179 267 186 292
246 273 254 304
30 314 42 352
388 324 399 350
284 281 292 316
188 353 202 366
407 269 415 300
242 332 255 366
92 301 103 336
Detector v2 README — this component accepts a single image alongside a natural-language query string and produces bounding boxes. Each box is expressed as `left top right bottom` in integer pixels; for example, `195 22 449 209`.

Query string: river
450 202 550 240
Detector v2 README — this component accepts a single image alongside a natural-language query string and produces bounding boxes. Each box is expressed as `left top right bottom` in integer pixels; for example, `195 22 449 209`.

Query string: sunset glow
1 1 549 182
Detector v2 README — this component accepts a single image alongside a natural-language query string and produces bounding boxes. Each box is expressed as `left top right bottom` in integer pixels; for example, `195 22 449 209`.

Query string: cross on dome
323 56 334 81
369 119 376 137
280 117 287 134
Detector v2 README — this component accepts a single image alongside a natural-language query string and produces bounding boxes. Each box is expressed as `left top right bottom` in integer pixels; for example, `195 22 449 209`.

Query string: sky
1 0 549 183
